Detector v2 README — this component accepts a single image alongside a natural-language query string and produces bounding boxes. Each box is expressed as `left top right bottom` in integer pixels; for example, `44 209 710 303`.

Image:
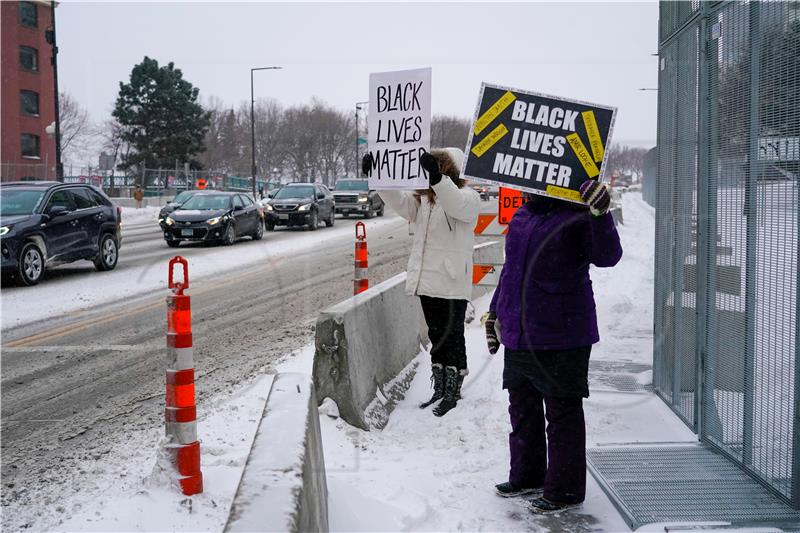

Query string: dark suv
333 179 384 218
263 183 335 231
1 182 122 285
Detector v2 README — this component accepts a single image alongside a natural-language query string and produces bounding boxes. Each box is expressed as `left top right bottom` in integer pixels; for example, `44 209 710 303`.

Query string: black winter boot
433 366 462 417
419 364 445 409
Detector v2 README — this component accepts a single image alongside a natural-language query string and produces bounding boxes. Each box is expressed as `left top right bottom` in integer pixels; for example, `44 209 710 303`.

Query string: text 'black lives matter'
462 83 617 204
368 68 432 189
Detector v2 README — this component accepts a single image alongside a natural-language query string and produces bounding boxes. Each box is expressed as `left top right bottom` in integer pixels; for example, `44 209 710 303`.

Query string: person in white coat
363 147 481 416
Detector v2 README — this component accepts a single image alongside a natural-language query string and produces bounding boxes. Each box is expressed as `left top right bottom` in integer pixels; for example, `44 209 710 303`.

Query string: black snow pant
419 295 468 371
503 346 591 504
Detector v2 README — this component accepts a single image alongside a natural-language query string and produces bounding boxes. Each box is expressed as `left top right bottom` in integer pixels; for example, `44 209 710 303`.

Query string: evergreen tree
112 56 210 170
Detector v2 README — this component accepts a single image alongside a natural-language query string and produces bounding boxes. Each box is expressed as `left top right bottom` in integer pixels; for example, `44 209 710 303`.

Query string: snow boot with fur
419 363 445 409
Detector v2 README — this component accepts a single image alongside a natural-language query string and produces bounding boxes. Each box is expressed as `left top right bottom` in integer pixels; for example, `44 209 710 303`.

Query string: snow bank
54 375 274 532
121 206 161 227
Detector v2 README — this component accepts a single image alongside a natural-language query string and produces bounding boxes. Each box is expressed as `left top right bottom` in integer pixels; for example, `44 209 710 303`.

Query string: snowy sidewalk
317 193 696 532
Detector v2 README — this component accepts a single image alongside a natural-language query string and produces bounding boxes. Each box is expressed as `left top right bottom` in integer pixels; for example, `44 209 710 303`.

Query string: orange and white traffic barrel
354 221 368 295
165 256 203 496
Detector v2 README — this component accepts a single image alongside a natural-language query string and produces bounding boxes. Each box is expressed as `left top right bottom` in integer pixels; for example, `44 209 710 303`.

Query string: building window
19 2 37 28
21 90 39 116
21 134 40 158
19 46 38 71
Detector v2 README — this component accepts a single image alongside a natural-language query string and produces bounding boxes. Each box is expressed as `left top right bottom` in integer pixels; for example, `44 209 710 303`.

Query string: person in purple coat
484 179 622 514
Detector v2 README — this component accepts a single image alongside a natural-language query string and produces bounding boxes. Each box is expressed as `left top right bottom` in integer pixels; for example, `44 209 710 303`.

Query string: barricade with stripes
354 221 369 295
165 256 203 496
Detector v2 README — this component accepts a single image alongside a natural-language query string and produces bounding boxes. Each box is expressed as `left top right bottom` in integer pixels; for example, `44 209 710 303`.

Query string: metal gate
654 0 800 505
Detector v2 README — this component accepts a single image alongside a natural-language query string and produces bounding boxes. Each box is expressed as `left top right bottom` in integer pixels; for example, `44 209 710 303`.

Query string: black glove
579 179 611 216
419 152 442 186
362 153 374 177
483 311 500 355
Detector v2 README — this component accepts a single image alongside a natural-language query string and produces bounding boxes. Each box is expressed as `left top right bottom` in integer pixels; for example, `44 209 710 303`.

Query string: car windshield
173 191 194 204
335 180 369 192
0 189 45 216
274 186 314 199
179 194 231 210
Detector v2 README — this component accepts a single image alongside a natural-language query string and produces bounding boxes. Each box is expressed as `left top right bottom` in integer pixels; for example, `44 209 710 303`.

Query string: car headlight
265 204 273 211
358 195 369 203
207 216 222 225
298 204 311 212
0 226 11 236
165 217 175 226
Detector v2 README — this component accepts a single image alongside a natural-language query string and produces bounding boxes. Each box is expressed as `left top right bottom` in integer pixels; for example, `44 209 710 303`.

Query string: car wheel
325 210 334 227
266 221 275 231
378 204 385 217
167 240 181 248
252 220 264 240
94 234 119 271
17 242 44 286
223 223 236 245
307 211 318 231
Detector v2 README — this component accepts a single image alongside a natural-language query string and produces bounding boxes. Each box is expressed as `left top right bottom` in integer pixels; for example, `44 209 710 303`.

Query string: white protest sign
367 67 431 190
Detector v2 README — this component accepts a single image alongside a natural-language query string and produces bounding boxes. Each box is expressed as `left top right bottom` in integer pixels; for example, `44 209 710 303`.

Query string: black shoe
419 364 445 409
433 366 463 417
528 497 582 514
495 482 543 498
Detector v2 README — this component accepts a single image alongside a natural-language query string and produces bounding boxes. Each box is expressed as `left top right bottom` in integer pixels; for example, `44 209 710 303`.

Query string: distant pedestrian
133 185 144 209
364 148 480 417
486 180 622 514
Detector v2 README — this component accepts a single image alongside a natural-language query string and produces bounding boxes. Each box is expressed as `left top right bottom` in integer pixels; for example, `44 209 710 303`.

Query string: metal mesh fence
655 0 799 505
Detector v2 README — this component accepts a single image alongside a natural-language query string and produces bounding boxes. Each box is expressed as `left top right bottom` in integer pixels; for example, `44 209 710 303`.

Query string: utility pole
250 66 282 200
355 101 368 178
46 1 62 181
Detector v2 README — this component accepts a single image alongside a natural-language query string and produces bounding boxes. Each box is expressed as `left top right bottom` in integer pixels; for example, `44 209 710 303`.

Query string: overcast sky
58 1 659 148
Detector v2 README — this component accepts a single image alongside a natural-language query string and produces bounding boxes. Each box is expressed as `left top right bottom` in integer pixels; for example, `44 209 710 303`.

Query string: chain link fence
654 0 800 505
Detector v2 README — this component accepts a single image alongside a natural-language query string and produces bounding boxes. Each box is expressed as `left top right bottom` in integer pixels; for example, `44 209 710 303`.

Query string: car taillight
117 206 122 227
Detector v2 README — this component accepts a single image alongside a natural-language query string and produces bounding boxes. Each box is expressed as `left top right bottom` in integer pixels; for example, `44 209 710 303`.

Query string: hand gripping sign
461 83 617 203
366 67 432 190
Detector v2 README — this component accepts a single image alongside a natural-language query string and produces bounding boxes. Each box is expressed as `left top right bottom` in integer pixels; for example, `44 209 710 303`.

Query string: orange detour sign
498 187 528 225
354 222 368 295
165 256 203 496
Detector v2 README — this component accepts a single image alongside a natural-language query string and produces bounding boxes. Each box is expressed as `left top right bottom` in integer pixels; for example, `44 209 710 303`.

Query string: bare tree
431 115 471 150
606 144 648 180
59 92 93 164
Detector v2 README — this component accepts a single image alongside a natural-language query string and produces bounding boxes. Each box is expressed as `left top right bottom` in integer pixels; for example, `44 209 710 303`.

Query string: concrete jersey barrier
225 373 329 533
314 272 426 430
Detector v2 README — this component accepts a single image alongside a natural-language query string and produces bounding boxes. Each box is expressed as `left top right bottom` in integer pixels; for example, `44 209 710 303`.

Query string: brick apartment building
1 1 57 182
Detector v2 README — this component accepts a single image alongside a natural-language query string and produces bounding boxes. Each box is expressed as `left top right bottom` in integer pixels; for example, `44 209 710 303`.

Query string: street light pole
250 66 282 200
355 101 368 178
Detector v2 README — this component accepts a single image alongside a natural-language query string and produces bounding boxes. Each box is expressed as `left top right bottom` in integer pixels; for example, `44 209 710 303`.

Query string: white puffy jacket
380 171 481 301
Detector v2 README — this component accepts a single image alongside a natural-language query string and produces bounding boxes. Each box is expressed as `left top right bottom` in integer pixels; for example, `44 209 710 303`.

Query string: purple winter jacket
489 200 622 351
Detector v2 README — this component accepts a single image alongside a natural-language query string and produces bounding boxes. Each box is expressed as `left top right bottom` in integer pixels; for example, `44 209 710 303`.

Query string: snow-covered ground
121 206 161 226
11 193 697 532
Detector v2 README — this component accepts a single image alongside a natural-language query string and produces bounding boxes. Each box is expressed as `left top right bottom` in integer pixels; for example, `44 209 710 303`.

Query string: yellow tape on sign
566 133 600 178
546 185 582 202
474 91 516 135
471 123 509 158
581 110 604 163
